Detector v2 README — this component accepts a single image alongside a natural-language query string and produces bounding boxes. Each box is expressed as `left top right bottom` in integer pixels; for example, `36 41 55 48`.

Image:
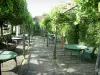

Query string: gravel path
27 36 63 75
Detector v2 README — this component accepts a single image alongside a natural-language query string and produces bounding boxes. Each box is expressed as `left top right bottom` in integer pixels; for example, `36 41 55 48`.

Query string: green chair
82 47 96 60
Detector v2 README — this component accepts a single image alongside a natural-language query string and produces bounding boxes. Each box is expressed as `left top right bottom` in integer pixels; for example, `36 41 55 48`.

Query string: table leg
71 50 72 56
14 58 18 72
78 51 83 61
0 63 1 75
81 50 84 61
77 51 80 59
14 58 17 67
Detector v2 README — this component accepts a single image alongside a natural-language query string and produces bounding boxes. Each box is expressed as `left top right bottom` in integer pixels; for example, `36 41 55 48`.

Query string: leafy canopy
75 0 100 18
0 0 33 25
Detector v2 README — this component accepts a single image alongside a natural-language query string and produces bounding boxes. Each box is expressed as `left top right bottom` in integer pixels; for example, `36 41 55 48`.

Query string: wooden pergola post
23 24 25 58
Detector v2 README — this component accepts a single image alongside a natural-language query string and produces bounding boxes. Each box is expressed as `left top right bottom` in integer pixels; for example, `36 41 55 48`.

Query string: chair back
91 47 96 54
91 47 96 57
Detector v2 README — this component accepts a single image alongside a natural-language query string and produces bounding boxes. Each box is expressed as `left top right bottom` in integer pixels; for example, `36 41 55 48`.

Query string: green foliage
49 4 79 44
39 2 100 47
9 0 30 25
75 0 100 19
75 0 100 47
33 16 42 34
40 14 52 33
65 24 76 44
0 0 33 25
0 0 13 16
79 21 100 47
49 5 68 35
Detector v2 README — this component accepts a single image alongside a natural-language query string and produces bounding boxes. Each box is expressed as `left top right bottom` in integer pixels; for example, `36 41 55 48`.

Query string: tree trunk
23 24 25 58
74 24 79 44
1 25 3 36
95 45 100 75
47 33 49 47
32 25 34 36
61 36 65 48
0 21 4 36
11 24 13 34
29 24 30 46
46 25 49 47
53 25 57 59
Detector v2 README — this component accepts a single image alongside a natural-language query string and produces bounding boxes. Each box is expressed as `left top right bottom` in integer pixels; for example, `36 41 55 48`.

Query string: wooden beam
63 5 78 14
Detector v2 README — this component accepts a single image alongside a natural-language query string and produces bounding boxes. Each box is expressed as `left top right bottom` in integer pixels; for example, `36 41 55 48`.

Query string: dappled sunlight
31 50 40 53
36 72 47 75
34 44 40 47
39 58 50 62
59 63 66 66
28 46 33 50
30 59 42 65
30 54 38 58
34 44 45 47
63 67 76 73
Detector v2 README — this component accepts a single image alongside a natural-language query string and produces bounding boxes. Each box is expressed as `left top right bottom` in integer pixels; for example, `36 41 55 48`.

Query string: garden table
0 51 17 75
12 37 23 40
12 37 23 45
64 44 87 58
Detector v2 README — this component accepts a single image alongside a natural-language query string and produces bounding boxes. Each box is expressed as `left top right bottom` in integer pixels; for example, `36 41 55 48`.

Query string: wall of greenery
79 20 100 47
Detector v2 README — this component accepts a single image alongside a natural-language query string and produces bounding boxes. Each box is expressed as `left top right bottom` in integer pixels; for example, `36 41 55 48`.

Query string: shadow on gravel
14 48 23 55
3 64 29 75
2 65 21 74
20 63 54 75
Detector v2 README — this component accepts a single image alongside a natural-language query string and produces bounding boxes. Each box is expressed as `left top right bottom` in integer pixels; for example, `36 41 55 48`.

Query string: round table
0 51 17 75
64 44 87 57
64 44 87 50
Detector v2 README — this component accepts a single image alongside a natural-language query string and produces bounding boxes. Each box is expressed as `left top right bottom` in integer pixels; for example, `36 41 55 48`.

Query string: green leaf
98 2 100 12
6 0 13 11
